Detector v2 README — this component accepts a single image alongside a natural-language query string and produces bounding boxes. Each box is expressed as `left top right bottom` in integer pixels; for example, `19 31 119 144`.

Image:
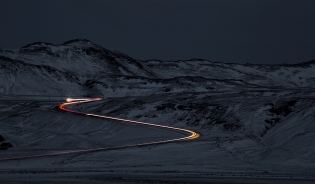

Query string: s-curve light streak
0 98 199 161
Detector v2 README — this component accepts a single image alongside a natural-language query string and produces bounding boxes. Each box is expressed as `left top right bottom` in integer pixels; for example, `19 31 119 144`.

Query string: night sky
1 0 315 64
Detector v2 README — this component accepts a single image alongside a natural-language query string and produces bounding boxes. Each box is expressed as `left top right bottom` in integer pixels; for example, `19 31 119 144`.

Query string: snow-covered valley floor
0 89 315 183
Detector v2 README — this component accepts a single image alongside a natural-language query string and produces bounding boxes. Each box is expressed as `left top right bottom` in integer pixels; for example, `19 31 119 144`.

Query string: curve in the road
0 98 200 161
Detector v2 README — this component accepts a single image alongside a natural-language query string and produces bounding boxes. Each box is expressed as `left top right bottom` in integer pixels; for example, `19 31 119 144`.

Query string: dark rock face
0 142 13 150
269 99 297 116
0 135 13 150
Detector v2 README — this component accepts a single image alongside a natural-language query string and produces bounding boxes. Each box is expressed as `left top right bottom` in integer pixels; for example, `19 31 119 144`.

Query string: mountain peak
22 42 54 48
62 39 97 47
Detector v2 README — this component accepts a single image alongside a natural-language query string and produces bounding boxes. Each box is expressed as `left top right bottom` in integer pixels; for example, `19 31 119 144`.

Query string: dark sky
1 0 315 64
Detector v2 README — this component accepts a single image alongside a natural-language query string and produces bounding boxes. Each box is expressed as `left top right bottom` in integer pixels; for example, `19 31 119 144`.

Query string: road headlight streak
0 97 199 161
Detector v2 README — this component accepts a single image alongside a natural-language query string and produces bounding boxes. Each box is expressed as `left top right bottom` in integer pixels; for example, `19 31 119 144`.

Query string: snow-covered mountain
1 38 315 96
1 39 315 182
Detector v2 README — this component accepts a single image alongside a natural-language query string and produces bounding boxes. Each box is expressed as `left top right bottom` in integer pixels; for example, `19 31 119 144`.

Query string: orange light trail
0 98 199 161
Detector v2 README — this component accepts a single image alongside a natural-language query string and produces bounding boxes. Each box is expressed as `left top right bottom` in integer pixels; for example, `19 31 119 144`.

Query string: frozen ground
0 39 315 183
0 89 315 183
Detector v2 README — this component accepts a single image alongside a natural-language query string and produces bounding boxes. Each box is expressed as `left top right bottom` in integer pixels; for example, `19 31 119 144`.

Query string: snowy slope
0 39 315 182
1 39 315 97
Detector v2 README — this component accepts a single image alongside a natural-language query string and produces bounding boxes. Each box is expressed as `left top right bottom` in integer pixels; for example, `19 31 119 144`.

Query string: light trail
0 98 199 161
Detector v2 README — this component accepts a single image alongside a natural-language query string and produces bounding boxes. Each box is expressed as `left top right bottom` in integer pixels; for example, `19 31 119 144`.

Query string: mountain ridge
1 39 315 96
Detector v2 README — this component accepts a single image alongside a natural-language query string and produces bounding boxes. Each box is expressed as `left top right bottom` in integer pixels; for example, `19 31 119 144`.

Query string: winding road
0 98 200 161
